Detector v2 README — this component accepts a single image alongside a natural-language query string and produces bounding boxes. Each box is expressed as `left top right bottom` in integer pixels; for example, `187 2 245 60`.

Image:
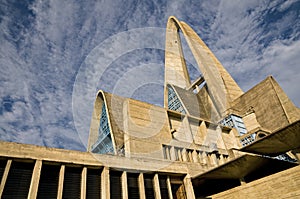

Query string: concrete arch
164 16 243 117
88 90 117 154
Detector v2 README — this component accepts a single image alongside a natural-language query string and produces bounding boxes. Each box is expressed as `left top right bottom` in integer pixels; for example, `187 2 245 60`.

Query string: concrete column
198 151 203 164
0 159 12 197
201 152 207 165
138 173 146 199
207 153 217 167
170 146 177 161
166 176 173 199
178 148 183 162
81 167 87 199
210 153 218 166
153 174 161 199
165 146 170 160
192 150 199 163
187 150 193 162
28 160 43 199
183 175 195 199
121 171 128 199
101 167 110 199
182 149 188 162
219 154 225 165
57 165 65 199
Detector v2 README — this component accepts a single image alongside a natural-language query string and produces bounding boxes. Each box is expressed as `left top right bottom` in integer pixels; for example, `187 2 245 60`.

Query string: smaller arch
87 90 117 155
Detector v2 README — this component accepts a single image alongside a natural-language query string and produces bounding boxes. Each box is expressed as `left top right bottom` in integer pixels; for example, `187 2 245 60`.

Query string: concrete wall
211 165 300 199
232 77 300 132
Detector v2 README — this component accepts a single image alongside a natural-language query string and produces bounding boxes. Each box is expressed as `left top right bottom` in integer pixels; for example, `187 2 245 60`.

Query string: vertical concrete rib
166 176 173 199
138 173 146 199
28 159 42 199
122 171 128 199
153 174 161 199
81 167 87 199
101 167 110 199
57 164 65 199
0 159 12 198
183 174 195 199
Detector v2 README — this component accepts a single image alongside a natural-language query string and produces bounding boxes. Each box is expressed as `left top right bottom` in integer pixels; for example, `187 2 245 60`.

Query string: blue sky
0 0 299 151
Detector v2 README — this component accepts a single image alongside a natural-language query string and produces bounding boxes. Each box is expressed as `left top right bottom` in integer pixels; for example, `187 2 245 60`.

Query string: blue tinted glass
167 86 186 114
91 103 114 154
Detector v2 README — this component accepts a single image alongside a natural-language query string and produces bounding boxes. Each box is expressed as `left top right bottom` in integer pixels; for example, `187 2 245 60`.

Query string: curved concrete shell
165 16 244 118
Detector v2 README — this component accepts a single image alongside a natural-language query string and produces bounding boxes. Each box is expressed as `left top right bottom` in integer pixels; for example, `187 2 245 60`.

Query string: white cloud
0 0 299 151
201 0 300 106
261 39 300 105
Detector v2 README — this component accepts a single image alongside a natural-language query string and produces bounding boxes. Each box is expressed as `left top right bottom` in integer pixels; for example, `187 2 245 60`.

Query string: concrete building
0 16 299 199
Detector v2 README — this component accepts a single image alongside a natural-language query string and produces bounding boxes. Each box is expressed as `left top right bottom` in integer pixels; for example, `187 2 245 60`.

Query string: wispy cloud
0 0 299 150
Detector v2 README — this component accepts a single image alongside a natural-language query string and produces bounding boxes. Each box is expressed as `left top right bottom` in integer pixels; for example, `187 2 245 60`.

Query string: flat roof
192 154 298 179
240 120 300 155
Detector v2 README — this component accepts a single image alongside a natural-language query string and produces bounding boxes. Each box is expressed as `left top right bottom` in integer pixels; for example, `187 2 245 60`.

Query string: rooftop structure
0 16 299 199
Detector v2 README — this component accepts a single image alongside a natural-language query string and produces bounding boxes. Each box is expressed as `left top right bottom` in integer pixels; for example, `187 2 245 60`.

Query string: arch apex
164 17 244 118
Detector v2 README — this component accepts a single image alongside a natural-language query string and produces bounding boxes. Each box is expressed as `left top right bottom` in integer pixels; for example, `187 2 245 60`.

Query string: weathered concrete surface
211 165 300 199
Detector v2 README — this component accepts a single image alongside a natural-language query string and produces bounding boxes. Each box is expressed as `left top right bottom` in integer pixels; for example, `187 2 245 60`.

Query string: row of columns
0 159 196 199
103 169 195 199
164 145 229 166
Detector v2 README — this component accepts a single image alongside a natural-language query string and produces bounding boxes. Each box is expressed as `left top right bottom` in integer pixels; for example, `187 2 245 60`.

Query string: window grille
159 176 169 199
37 164 60 199
240 134 256 146
62 167 82 199
144 175 155 199
127 173 139 199
167 86 186 114
110 171 122 199
86 168 101 199
220 114 250 146
220 114 247 135
92 103 114 154
2 161 34 198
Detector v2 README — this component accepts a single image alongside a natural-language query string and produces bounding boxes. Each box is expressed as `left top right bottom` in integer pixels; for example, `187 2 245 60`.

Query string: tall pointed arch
164 16 243 117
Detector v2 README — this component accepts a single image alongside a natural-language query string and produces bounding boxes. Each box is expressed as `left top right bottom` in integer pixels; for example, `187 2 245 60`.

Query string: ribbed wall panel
86 168 101 199
37 164 60 199
110 171 122 199
159 176 169 199
2 161 34 199
62 166 82 199
0 159 6 182
127 173 139 199
144 175 155 199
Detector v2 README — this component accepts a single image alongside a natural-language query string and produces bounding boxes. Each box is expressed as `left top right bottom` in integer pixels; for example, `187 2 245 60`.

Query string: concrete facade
0 16 299 198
